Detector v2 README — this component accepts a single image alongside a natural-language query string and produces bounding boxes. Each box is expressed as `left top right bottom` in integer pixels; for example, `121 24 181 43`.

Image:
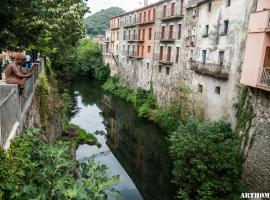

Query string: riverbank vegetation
102 76 244 199
72 39 110 81
0 128 119 200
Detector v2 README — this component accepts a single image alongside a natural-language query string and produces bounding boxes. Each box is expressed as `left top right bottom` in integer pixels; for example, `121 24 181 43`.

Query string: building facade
105 0 270 192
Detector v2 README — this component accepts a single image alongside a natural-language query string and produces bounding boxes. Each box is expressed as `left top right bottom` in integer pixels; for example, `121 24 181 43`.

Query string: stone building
106 0 270 192
240 0 270 192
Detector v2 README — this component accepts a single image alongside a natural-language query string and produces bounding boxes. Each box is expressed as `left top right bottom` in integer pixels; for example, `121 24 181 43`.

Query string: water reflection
70 77 176 200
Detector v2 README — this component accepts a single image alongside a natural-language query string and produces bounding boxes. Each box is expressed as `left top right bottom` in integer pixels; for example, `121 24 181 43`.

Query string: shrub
0 128 119 200
103 78 157 118
169 118 243 200
149 106 180 133
94 64 110 81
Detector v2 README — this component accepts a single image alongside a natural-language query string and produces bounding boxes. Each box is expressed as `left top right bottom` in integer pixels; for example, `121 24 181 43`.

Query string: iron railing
158 6 184 20
0 58 44 147
258 67 270 88
156 31 177 42
189 60 230 80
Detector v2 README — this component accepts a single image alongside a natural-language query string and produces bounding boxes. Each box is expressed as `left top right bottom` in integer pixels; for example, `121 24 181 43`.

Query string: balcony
136 18 155 26
156 32 176 43
126 34 137 43
257 67 270 90
159 7 184 21
189 60 230 80
110 24 120 30
123 20 137 28
155 53 173 65
124 50 136 58
248 9 270 33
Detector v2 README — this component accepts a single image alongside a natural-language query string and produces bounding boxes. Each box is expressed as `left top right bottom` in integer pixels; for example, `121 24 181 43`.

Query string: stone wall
242 88 270 192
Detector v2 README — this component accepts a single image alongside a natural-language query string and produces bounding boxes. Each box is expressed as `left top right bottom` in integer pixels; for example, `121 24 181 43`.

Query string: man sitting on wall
5 53 36 96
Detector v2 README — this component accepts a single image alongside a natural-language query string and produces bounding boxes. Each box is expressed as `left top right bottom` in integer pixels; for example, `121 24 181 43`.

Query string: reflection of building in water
98 93 176 200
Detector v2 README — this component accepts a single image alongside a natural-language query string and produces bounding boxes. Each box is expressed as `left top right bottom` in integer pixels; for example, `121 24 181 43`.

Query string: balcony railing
154 53 173 65
156 31 177 42
110 23 120 30
125 34 140 42
123 19 137 28
258 67 270 89
136 18 155 26
159 7 184 21
189 60 230 80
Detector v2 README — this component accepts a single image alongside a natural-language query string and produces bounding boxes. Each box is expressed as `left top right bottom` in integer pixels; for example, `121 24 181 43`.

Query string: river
69 77 176 200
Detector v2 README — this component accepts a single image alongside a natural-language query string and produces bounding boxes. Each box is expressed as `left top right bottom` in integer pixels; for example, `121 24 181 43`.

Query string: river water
69 77 176 200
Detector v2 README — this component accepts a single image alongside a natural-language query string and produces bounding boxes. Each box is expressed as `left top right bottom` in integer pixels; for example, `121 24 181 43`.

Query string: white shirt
26 55 31 62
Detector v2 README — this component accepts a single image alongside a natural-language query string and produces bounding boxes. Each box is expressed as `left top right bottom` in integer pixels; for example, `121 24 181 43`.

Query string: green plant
0 128 119 200
94 64 110 81
169 118 243 200
103 77 157 118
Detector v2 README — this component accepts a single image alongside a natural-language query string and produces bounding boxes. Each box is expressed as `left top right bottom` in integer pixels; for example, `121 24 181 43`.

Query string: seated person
5 53 36 95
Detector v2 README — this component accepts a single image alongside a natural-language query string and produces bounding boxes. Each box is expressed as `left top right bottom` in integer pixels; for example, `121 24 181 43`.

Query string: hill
85 7 125 36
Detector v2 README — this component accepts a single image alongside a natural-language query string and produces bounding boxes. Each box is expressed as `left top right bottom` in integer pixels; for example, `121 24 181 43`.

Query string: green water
69 77 176 200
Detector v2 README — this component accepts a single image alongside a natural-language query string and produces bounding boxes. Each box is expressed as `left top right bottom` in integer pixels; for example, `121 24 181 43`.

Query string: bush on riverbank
0 128 119 200
72 39 110 81
169 118 243 200
103 76 245 199
103 77 157 118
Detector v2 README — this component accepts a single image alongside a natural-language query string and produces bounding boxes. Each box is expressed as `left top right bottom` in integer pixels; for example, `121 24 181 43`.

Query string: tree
85 7 125 36
169 118 243 200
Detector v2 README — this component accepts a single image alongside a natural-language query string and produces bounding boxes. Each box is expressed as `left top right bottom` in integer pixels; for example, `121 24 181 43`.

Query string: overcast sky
86 0 159 16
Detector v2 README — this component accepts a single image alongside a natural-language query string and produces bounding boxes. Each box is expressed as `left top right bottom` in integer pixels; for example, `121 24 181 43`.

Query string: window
144 12 146 22
202 50 207 64
140 13 142 22
166 67 170 75
226 0 231 7
208 2 212 12
223 20 229 34
128 30 131 40
167 46 172 62
178 24 182 39
160 46 164 60
169 25 174 39
149 28 152 40
124 31 126 40
163 5 167 18
176 47 180 63
153 9 156 19
138 29 141 40
137 46 140 56
161 26 165 39
171 3 175 16
123 45 125 52
148 10 151 21
215 86 221 95
148 46 151 53
158 65 162 73
219 51 224 66
142 46 144 57
143 29 145 40
147 63 150 69
127 59 129 64
204 25 209 37
198 84 203 93
132 59 134 65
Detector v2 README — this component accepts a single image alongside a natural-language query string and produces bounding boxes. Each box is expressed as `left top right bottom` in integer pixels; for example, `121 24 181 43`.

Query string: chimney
144 0 148 6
